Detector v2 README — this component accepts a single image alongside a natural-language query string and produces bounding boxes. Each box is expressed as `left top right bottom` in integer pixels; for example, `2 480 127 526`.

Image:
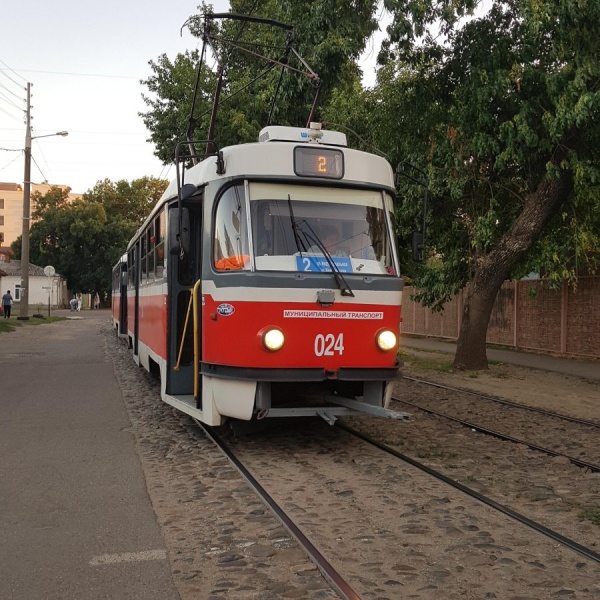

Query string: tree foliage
11 178 168 303
137 0 600 370
140 0 378 163
374 0 600 368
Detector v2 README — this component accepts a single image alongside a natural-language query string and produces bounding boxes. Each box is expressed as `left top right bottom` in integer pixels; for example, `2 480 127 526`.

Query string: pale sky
0 1 384 194
0 0 231 194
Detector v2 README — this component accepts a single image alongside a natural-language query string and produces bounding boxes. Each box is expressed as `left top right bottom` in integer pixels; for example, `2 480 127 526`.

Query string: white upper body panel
160 129 395 203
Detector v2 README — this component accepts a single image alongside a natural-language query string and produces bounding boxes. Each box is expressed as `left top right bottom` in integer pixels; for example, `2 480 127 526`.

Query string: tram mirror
411 232 424 263
169 207 191 256
180 183 196 201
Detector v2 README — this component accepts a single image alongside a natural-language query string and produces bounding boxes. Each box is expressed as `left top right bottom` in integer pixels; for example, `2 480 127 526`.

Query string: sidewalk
401 334 600 382
0 311 179 600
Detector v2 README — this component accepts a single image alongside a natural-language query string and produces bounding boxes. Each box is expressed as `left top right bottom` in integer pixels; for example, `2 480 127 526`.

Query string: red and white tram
112 122 405 426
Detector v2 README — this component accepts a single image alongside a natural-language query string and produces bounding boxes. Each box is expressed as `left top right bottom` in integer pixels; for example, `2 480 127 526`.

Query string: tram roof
160 132 395 204
128 128 396 247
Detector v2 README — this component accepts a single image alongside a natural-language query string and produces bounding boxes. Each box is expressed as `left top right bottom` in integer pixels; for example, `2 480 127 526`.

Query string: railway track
339 423 600 564
402 375 600 429
198 420 362 600
199 416 600 599
393 376 600 472
392 395 600 473
109 326 600 598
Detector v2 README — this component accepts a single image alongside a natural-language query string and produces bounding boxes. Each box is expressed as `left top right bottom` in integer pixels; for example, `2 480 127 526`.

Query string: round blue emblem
217 303 235 316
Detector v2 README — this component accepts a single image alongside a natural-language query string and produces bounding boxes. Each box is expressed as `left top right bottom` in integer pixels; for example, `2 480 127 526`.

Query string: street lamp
18 87 68 320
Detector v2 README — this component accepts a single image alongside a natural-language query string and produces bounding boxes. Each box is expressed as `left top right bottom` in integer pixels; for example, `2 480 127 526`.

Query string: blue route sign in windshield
296 256 353 273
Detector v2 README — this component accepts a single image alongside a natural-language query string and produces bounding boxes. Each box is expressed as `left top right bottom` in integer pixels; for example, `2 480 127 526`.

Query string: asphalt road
0 311 179 600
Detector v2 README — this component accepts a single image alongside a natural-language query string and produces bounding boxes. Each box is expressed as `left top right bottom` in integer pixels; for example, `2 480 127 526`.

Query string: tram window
213 184 250 271
128 249 135 286
155 211 165 279
147 224 155 280
141 234 148 282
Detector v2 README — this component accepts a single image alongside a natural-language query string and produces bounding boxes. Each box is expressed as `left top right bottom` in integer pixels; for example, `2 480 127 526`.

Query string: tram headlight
376 329 397 352
262 328 285 351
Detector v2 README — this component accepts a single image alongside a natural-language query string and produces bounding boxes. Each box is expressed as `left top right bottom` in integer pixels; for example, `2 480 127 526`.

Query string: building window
0 199 4 209
0 216 4 226
15 285 21 301
0 232 4 243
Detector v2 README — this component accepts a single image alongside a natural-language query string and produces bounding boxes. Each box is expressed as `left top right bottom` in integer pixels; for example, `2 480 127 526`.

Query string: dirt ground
398 347 600 421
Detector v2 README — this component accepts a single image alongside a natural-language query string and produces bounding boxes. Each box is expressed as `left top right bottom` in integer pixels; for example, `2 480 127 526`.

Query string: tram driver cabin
112 123 404 426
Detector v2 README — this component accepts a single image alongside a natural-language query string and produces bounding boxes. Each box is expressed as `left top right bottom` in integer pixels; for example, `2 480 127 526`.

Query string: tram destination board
294 146 344 179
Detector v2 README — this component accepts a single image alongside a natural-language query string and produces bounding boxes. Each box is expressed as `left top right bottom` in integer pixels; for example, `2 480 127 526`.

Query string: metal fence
401 276 600 359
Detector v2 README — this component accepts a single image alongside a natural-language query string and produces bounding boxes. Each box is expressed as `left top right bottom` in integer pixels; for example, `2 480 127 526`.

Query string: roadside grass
579 506 600 527
399 349 454 374
399 347 506 377
0 315 65 334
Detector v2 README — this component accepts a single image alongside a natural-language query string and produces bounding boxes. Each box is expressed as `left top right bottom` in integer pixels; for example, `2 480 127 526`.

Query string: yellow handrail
172 280 202 399
173 288 194 372
192 279 202 399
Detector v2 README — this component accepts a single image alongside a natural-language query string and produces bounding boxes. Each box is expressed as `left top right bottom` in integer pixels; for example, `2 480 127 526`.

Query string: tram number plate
314 333 344 356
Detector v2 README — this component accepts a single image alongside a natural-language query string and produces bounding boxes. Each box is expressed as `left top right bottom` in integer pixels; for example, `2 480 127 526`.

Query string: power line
0 59 27 81
0 105 23 122
0 90 24 112
0 152 22 173
31 153 49 183
32 138 52 182
2 67 140 80
0 80 24 100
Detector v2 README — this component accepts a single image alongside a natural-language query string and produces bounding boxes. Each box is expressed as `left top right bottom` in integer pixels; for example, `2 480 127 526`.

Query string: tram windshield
212 183 398 275
249 183 398 275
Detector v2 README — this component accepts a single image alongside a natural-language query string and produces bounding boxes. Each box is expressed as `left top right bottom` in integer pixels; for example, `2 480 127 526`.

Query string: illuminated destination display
294 146 344 179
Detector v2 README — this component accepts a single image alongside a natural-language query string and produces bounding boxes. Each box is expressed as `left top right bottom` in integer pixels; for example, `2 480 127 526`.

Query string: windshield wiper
298 220 355 297
287 195 307 255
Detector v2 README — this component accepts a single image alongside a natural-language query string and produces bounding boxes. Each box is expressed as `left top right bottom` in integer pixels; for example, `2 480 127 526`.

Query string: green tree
12 179 168 303
377 0 600 369
83 177 166 224
140 0 378 163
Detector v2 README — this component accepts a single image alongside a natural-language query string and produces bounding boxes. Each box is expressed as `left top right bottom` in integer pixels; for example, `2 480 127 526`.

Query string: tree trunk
452 165 572 370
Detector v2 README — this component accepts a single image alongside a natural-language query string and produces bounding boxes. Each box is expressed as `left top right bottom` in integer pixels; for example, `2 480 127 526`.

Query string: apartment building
0 182 81 251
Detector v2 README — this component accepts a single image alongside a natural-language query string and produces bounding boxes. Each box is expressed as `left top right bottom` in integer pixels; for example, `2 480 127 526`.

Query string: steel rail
338 423 600 564
402 375 600 429
197 421 361 600
392 397 600 473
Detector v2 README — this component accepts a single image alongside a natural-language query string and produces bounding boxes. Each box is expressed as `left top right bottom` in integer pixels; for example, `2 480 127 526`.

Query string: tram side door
166 204 202 399
133 241 141 357
119 264 127 335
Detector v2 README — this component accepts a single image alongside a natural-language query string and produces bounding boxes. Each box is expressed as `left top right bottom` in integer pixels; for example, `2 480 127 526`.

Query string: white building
0 256 68 311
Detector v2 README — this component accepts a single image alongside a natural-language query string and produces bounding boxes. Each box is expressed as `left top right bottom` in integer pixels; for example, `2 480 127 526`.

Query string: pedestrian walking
2 290 13 318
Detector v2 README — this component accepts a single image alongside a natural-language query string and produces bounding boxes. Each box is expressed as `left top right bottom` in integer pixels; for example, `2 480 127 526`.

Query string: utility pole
18 83 32 320
17 85 67 321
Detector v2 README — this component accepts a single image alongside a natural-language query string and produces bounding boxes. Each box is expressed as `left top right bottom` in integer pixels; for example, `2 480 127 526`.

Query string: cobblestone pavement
104 321 600 599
